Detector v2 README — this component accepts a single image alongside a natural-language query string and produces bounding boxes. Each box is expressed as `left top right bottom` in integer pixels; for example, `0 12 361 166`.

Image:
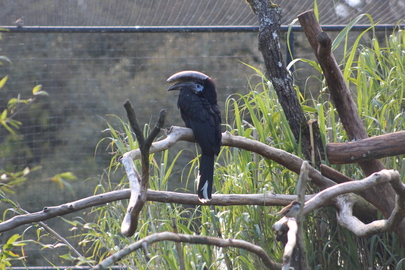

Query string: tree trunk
245 0 325 167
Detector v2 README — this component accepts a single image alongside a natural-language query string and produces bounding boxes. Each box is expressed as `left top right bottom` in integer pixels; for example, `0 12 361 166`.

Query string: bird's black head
167 70 217 104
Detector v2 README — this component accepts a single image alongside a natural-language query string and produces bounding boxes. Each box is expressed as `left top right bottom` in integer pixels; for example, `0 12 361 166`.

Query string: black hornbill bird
167 71 221 202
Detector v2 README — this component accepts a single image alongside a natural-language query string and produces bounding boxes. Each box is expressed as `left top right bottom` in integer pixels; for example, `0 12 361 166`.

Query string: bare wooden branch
0 189 128 233
296 161 309 270
121 102 166 237
125 126 337 189
336 170 405 237
304 170 398 214
91 232 282 270
327 131 405 164
282 219 298 270
272 162 310 269
297 161 310 210
123 99 145 146
120 155 142 236
320 164 354 184
298 12 366 142
0 189 312 233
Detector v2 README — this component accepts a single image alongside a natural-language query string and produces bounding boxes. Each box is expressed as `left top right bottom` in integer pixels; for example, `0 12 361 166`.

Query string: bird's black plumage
167 71 221 201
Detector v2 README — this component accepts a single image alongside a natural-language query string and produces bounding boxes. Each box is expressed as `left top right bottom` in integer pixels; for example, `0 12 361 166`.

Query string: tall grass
298 24 405 269
63 25 405 269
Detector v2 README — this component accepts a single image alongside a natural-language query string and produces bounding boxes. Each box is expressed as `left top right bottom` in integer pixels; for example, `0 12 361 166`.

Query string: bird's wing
178 91 221 155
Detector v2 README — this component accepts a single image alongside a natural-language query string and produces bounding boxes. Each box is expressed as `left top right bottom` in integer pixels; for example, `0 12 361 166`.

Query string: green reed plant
295 22 405 269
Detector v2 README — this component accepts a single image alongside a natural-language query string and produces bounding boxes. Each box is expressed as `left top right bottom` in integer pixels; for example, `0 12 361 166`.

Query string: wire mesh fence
0 0 403 210
0 30 267 206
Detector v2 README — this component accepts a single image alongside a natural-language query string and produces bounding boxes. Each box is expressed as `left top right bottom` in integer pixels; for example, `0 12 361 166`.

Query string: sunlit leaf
5 234 21 246
22 167 30 176
313 0 319 22
0 75 8 89
59 253 77 261
33 90 49 96
59 172 77 180
32 84 48 96
0 109 7 120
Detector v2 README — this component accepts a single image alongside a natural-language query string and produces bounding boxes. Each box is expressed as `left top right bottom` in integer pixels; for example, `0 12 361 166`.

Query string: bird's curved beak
167 81 195 92
167 83 181 91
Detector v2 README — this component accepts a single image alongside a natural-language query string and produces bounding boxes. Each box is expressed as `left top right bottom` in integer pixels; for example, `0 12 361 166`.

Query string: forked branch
120 100 166 237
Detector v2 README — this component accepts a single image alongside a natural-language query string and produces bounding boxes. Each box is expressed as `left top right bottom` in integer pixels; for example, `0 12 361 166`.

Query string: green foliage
0 70 47 134
0 166 41 194
0 234 29 270
0 36 83 268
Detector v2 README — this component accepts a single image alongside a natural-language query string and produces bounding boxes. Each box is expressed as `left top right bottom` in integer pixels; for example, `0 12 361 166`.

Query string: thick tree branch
297 10 386 176
0 189 312 233
320 164 354 184
91 232 282 270
302 169 405 237
297 13 367 141
125 126 337 189
327 131 405 164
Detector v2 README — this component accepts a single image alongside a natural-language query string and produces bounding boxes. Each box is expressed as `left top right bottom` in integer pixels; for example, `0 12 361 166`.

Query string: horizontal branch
91 231 282 270
0 188 312 233
0 189 130 233
123 126 337 189
326 131 405 164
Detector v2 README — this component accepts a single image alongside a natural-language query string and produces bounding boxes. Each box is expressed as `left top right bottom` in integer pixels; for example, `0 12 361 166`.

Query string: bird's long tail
198 154 215 202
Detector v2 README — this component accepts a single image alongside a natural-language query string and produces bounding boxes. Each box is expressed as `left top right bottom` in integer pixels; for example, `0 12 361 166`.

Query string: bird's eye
195 83 204 92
